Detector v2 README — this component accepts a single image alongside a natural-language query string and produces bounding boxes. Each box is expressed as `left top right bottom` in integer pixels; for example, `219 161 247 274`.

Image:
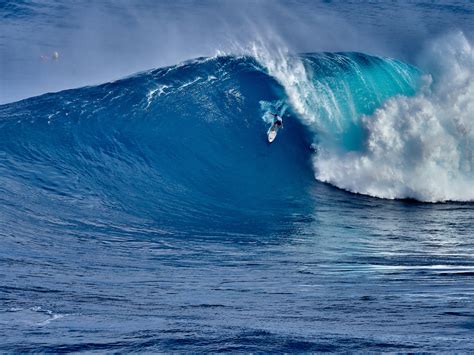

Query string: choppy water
1 1 474 352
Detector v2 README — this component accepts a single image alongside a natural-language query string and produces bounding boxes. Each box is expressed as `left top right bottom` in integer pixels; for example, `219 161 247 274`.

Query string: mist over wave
1 1 473 104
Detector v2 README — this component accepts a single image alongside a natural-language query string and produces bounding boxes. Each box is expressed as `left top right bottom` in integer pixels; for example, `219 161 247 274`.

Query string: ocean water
1 1 474 352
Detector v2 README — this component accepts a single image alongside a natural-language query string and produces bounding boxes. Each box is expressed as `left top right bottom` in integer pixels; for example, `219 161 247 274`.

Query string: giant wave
0 32 472 234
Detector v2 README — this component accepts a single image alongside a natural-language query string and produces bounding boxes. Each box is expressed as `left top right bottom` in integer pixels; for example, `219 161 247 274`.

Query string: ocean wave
0 37 471 217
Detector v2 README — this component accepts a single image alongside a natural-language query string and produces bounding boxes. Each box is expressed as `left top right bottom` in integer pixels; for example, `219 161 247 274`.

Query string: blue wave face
0 53 421 235
299 53 420 150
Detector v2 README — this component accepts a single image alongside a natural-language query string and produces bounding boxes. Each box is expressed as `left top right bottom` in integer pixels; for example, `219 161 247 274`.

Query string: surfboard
267 125 279 143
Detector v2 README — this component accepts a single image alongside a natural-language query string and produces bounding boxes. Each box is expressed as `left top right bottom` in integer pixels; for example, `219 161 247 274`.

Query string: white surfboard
267 125 279 143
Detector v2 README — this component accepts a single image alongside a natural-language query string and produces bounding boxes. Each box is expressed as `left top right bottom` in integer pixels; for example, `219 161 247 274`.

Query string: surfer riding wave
267 113 283 143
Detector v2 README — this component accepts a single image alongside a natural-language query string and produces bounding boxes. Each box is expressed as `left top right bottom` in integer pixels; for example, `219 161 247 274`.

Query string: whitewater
314 33 474 202
1 1 473 353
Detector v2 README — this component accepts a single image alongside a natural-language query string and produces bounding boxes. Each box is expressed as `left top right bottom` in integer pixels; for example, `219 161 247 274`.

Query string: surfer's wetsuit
271 113 283 127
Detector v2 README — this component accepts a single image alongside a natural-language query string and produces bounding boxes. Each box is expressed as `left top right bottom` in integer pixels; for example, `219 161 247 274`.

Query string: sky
1 0 473 104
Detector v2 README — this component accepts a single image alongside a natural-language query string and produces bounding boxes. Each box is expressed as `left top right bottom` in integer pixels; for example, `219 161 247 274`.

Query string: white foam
145 84 169 109
3 306 65 326
249 41 321 131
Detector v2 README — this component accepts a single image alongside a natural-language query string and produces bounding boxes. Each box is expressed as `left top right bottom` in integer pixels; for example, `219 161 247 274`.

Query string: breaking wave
0 32 472 234
254 32 473 202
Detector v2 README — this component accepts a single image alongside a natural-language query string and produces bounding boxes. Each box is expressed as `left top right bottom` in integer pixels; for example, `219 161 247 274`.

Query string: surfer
267 113 283 143
271 113 283 129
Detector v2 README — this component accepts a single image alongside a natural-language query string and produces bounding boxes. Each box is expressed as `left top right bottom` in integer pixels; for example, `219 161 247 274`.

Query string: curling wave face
0 36 471 237
0 56 316 234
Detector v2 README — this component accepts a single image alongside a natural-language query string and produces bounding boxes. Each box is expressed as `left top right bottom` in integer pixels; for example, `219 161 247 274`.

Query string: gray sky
1 0 473 104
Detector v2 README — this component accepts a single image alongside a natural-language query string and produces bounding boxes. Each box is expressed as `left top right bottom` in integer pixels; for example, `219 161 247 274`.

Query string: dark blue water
1 1 474 352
